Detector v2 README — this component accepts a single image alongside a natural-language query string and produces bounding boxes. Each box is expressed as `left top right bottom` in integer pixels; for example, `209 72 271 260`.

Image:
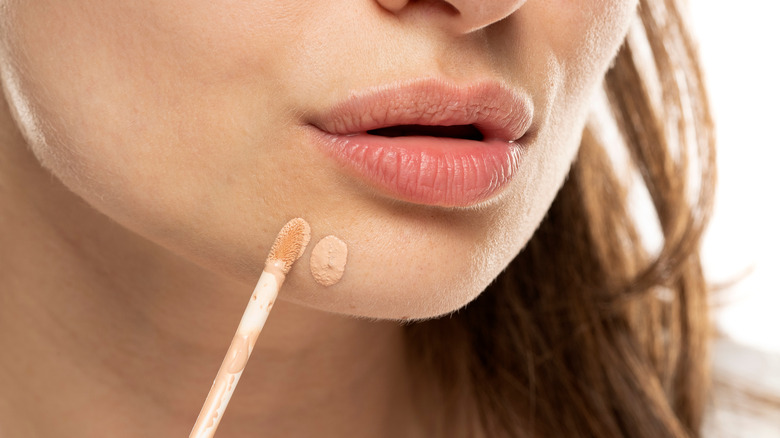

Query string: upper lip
308 78 533 142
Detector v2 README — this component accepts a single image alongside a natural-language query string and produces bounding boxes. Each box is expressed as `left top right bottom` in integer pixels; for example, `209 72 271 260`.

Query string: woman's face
0 0 636 319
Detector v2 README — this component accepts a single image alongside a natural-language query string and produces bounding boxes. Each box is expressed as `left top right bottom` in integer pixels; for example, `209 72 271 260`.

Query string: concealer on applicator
190 218 311 438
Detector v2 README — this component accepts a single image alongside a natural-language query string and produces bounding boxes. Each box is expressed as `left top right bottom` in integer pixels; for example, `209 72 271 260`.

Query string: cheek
485 0 638 271
0 1 303 231
541 0 638 92
0 1 318 287
0 1 296 159
521 0 638 168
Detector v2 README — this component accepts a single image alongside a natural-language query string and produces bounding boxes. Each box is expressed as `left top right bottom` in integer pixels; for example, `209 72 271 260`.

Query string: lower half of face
0 0 637 319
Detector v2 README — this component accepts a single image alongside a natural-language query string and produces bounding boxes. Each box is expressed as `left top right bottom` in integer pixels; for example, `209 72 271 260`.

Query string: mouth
306 78 533 207
365 124 485 141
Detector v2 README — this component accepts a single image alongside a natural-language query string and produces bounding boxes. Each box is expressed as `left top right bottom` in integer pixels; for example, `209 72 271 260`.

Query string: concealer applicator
190 218 311 438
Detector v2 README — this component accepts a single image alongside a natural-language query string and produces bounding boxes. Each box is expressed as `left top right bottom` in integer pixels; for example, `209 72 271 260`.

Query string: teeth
366 124 484 141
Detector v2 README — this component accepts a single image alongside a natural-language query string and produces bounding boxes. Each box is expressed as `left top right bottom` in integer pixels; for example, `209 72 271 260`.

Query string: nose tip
376 0 527 34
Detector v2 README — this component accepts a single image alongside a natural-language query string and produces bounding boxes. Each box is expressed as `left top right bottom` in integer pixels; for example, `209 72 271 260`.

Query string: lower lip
308 128 525 207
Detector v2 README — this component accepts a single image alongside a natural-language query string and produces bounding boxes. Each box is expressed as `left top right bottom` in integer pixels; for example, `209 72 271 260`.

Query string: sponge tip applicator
265 218 311 274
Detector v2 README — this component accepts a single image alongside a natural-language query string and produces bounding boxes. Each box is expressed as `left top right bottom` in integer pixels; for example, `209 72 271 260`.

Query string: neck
0 98 428 437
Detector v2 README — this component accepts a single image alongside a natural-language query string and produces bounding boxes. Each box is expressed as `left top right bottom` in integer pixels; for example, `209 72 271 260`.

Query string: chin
251 195 534 321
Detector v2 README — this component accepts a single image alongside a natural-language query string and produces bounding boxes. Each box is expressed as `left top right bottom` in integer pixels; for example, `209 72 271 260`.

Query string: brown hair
406 0 717 436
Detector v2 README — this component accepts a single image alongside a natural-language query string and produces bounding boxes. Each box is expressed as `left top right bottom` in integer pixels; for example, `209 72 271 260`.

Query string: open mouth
366 124 485 141
307 78 533 206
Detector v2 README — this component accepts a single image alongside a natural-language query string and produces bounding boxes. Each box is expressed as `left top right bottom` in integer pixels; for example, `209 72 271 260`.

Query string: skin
0 0 638 436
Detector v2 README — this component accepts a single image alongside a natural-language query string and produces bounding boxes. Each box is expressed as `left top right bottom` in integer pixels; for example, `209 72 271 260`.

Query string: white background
689 1 780 354
674 6 780 435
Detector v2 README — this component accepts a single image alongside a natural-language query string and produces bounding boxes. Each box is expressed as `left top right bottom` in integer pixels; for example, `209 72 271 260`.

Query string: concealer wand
189 218 311 438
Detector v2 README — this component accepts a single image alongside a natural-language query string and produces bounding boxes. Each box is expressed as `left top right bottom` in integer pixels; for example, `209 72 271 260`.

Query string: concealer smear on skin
309 235 348 287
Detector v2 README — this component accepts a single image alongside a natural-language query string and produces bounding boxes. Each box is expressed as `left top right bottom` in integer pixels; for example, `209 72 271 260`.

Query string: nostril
376 0 410 13
377 0 459 16
366 124 484 141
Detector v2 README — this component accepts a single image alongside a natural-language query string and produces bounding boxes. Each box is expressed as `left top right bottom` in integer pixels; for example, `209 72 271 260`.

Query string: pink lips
306 78 533 207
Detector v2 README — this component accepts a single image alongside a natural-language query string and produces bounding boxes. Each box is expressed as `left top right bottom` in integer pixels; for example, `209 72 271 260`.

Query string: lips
306 78 533 207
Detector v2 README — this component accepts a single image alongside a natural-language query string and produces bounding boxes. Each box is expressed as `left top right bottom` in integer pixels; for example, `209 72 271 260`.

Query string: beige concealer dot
309 235 348 287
